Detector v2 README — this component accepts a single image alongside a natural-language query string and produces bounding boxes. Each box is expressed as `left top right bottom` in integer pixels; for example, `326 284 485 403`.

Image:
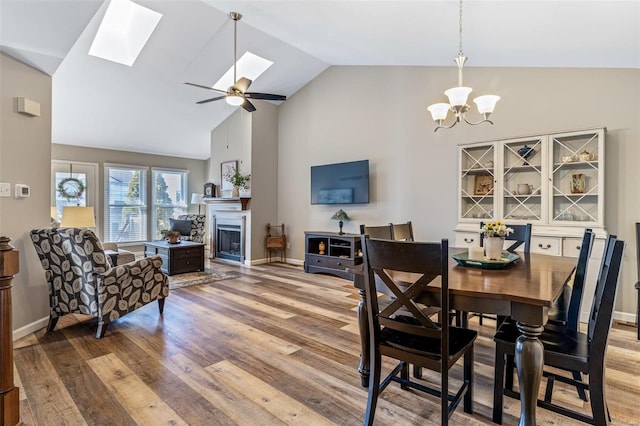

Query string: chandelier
427 0 500 132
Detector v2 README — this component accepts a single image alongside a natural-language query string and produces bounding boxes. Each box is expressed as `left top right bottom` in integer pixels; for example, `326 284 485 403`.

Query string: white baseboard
614 310 637 324
13 316 48 341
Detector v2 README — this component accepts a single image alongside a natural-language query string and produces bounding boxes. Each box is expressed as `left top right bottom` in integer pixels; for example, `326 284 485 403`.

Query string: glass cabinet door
550 129 604 225
459 143 496 221
500 136 545 223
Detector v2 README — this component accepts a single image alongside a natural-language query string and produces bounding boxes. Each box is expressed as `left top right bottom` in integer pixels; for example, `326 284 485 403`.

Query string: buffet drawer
455 232 480 248
531 236 562 256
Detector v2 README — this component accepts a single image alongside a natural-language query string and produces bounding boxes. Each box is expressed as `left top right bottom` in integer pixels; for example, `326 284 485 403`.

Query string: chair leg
158 298 165 315
572 370 588 401
442 359 449 425
401 362 409 390
505 354 515 391
364 350 382 426
589 365 608 425
413 364 422 379
493 343 506 424
96 322 107 339
464 346 474 414
46 316 59 332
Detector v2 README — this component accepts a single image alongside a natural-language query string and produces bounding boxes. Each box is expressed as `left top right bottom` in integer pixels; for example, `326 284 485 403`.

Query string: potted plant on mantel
225 167 251 197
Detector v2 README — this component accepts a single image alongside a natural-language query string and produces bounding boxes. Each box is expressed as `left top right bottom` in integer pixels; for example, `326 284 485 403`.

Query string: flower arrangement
224 167 251 190
481 221 513 238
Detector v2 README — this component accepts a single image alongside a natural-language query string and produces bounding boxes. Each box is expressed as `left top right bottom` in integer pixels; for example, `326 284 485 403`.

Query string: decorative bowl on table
452 251 520 269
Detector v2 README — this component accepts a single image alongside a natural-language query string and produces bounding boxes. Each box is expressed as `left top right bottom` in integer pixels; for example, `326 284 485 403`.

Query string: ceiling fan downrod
229 12 242 86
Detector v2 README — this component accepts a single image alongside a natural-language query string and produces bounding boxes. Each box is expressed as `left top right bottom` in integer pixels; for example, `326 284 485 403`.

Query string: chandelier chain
458 0 463 55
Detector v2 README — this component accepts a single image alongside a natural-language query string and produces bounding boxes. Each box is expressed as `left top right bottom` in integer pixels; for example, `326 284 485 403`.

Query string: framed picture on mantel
221 160 237 192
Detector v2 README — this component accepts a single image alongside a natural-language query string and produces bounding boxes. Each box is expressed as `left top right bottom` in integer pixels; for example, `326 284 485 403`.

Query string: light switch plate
0 182 11 197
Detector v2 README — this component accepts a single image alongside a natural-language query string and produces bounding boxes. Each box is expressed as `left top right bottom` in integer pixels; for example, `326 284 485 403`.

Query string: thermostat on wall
15 184 30 198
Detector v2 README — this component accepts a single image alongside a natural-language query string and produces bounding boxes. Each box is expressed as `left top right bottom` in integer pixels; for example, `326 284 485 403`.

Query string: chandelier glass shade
428 0 500 132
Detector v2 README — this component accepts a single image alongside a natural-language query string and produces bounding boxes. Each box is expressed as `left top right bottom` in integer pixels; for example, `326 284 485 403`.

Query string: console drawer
306 254 329 268
455 232 480 248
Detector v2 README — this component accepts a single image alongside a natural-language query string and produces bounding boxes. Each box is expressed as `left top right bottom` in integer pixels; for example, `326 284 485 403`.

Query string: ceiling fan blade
242 98 257 112
246 92 287 101
184 82 226 94
196 96 226 104
235 77 252 93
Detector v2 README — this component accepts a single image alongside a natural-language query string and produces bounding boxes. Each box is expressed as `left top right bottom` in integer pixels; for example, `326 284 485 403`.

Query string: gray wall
52 144 208 248
277 65 640 319
0 53 52 331
207 105 278 262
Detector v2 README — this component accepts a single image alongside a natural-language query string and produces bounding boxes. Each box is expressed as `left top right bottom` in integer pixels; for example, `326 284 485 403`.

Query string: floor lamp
191 193 204 215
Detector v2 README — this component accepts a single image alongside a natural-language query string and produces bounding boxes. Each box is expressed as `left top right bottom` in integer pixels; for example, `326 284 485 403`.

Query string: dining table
352 248 576 426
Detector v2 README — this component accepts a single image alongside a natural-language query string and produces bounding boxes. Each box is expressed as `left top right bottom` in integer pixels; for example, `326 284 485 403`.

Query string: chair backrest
391 221 414 241
587 235 624 358
360 224 394 240
30 227 109 317
565 228 595 331
177 214 206 243
266 223 285 237
361 236 450 363
480 222 532 253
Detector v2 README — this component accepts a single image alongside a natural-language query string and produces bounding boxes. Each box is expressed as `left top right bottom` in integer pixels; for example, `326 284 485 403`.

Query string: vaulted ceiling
1 0 638 159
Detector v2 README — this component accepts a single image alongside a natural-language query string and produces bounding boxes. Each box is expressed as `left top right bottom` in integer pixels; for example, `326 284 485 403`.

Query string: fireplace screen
216 224 242 261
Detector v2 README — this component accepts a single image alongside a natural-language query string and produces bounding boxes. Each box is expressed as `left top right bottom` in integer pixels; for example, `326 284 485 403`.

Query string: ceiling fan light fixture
226 94 244 106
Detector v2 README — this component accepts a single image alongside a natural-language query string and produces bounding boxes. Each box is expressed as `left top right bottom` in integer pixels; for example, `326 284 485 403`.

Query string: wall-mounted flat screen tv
311 160 369 204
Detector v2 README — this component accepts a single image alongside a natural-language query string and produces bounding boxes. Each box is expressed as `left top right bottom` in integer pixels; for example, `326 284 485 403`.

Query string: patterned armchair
30 227 169 338
176 214 206 243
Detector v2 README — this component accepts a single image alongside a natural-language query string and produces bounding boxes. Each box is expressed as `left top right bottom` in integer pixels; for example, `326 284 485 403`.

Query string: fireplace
214 216 246 262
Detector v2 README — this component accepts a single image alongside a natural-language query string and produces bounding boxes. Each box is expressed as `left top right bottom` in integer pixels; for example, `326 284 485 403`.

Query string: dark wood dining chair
361 236 477 425
359 224 394 240
391 221 414 241
504 228 595 401
492 235 625 425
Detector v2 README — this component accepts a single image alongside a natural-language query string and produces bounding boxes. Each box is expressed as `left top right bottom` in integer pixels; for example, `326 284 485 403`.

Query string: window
152 168 188 239
105 165 147 243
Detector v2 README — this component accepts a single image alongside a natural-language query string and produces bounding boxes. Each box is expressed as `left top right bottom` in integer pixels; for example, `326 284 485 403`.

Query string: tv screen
311 160 369 205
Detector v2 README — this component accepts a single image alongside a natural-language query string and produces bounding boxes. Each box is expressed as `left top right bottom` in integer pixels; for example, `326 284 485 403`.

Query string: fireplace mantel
202 197 250 211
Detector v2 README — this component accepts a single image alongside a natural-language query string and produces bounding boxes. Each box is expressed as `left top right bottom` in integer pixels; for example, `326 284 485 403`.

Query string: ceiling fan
185 12 286 112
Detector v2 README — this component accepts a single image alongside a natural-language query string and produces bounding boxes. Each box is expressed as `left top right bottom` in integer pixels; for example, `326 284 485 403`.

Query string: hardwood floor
14 260 640 425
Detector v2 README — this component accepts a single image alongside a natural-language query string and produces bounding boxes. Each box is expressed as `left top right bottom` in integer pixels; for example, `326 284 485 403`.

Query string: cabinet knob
337 262 342 266
576 245 581 250
538 243 551 249
316 259 321 263
464 238 474 243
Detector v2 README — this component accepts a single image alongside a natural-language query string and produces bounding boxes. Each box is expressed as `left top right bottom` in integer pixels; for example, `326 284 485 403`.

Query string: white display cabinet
455 128 607 323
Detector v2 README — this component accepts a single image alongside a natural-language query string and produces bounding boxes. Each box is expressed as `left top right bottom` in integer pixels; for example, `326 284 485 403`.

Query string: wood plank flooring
13 259 640 425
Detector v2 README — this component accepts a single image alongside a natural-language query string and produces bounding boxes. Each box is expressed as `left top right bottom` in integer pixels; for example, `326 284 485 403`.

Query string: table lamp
61 206 96 228
331 209 350 235
191 193 204 215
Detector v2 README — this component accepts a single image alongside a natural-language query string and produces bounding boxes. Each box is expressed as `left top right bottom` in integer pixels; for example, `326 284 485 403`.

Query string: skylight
88 0 162 67
213 52 273 90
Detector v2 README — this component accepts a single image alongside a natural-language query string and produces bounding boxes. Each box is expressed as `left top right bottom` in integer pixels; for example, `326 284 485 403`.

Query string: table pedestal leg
515 322 544 426
357 287 369 387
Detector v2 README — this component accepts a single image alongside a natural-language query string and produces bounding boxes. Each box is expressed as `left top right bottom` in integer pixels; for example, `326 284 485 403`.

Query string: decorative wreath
57 177 85 200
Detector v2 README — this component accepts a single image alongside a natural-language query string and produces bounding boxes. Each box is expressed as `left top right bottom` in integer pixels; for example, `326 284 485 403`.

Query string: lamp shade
331 209 350 221
51 207 59 219
445 86 472 107
427 103 451 121
191 193 204 204
473 95 501 114
61 206 96 228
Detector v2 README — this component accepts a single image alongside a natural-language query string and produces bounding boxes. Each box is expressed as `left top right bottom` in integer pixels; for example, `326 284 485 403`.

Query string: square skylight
89 0 162 66
213 52 273 90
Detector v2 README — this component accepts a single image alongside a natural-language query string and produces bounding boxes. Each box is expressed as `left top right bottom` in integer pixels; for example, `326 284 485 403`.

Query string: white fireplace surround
204 198 251 265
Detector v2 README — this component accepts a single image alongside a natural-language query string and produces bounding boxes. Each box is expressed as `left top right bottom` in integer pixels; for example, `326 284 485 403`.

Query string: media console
304 231 362 280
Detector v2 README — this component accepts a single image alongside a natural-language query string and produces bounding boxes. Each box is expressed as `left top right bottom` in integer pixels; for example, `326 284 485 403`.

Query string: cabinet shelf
304 232 362 280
